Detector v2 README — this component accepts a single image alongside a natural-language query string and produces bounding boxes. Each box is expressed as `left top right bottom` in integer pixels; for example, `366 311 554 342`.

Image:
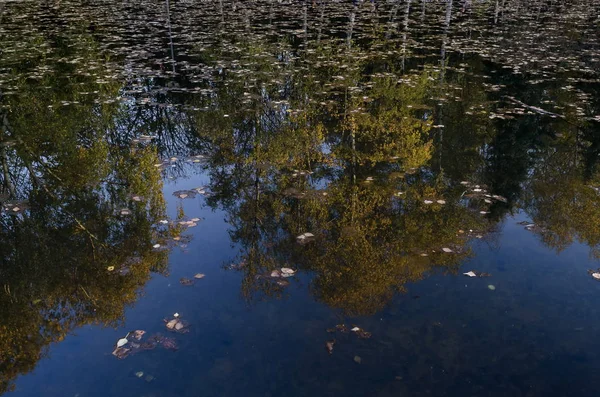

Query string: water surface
1 1 600 396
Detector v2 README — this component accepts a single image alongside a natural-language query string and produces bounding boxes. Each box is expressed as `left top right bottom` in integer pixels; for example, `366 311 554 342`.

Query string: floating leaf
354 356 362 364
587 269 600 280
112 347 131 359
296 232 316 245
164 317 190 333
442 248 453 253
179 278 194 286
194 273 205 279
325 340 335 354
130 330 146 341
463 271 477 277
116 338 128 347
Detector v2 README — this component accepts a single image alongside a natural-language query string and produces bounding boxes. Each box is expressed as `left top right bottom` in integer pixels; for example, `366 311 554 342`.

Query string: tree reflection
0 23 169 395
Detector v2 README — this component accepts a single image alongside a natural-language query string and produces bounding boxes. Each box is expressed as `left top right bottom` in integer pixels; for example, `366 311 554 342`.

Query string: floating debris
112 347 131 359
296 232 315 245
194 273 205 279
164 316 190 333
351 327 372 339
488 285 496 291
588 269 600 280
325 340 335 354
280 268 296 277
463 271 491 278
354 356 362 364
442 248 453 253
129 330 146 341
179 278 195 286
116 338 128 348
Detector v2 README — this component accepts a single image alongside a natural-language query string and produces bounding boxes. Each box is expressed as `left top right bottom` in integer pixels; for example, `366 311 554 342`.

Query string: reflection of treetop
0 22 169 395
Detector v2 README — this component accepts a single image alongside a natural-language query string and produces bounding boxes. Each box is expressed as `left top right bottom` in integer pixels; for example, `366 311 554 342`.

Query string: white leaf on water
592 273 600 280
424 200 433 204
463 271 477 277
281 268 296 275
117 338 128 347
437 200 446 204
351 327 361 332
442 247 453 253
152 244 161 249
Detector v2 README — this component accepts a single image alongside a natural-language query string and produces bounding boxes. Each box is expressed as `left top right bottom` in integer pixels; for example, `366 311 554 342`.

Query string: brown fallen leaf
180 278 195 286
129 330 146 341
326 339 335 355
112 347 131 359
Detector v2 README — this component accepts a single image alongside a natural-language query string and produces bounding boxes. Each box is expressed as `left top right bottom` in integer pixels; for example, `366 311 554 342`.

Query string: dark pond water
1 0 600 396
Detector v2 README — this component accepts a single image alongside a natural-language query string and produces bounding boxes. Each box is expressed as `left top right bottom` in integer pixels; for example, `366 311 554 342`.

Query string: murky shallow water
1 0 600 396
